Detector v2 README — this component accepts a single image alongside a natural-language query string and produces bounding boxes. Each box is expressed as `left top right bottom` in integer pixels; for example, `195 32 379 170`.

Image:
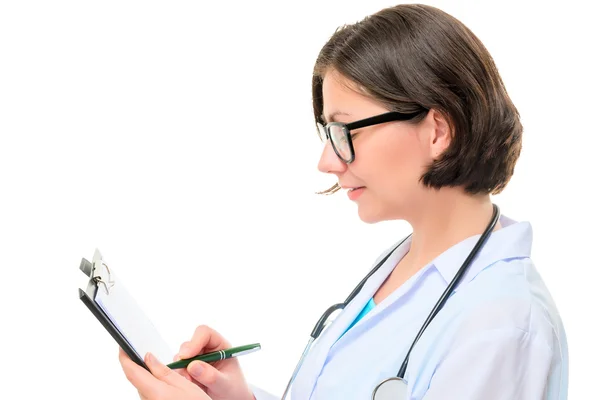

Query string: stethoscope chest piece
372 377 408 400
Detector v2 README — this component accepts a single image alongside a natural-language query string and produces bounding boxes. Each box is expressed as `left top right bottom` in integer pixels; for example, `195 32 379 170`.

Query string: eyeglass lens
318 123 352 162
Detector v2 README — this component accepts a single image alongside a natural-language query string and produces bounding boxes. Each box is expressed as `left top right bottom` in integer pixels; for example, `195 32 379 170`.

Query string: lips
341 185 365 190
346 186 365 200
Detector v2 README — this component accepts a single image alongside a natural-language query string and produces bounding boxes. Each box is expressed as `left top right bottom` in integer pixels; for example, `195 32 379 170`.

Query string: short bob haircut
313 4 522 196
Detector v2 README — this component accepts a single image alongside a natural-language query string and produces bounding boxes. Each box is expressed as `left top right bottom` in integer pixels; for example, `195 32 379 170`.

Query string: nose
317 141 347 175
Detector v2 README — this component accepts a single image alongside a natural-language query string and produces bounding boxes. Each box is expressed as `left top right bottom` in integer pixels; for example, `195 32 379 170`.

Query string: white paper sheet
95 268 174 365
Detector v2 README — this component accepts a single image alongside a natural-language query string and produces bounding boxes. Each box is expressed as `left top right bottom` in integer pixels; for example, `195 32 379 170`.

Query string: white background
1 0 598 398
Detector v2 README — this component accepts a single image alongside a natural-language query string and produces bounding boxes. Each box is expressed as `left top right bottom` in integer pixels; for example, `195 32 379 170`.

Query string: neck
403 189 498 272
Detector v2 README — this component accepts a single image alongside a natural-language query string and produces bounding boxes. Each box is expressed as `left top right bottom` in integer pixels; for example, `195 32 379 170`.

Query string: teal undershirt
344 297 376 334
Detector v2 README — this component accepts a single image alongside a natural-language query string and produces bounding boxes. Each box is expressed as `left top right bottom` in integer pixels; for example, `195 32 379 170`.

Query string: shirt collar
432 214 533 285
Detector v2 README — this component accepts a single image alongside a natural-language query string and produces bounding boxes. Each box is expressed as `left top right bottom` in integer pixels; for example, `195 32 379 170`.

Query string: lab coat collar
433 215 533 285
318 236 412 347
296 237 412 399
295 215 533 398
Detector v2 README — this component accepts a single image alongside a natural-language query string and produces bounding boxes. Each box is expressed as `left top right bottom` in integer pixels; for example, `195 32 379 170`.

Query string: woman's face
318 70 443 223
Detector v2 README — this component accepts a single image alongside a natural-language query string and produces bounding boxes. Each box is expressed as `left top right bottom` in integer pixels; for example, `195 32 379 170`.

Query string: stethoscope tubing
281 204 499 399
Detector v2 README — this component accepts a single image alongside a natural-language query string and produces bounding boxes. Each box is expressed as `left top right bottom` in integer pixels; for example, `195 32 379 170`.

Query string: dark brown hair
313 4 522 195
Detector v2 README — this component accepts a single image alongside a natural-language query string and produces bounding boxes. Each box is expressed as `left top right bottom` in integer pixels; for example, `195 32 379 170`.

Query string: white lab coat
251 216 568 399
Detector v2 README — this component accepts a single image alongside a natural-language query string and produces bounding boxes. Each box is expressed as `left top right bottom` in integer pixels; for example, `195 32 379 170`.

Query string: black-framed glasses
316 111 424 163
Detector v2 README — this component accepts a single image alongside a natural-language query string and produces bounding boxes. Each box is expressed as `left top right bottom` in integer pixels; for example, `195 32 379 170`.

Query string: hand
119 348 212 400
174 325 255 400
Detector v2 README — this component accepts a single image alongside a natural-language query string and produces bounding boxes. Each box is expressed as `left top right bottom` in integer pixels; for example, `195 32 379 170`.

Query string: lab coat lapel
299 239 410 398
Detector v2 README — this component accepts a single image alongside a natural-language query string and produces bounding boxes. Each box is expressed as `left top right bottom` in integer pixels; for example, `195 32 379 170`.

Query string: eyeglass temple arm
346 111 425 130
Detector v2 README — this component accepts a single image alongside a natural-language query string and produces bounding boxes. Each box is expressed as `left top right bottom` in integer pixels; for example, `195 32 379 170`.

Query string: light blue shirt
252 215 568 399
345 297 375 334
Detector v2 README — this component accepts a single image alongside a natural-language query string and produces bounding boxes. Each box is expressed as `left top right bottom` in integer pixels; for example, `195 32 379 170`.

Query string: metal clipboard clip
80 249 116 295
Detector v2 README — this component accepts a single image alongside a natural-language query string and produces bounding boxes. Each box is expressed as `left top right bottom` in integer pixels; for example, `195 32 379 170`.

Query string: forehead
321 71 384 122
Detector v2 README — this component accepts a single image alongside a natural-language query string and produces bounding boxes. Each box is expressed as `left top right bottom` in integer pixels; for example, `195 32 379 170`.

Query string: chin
356 205 387 224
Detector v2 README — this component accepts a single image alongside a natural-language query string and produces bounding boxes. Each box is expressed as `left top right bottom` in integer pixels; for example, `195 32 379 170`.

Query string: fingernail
189 361 202 376
146 352 156 364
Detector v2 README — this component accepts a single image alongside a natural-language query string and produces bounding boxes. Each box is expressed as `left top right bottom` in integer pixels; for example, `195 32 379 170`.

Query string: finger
179 325 231 359
119 348 166 396
172 353 193 382
178 341 191 355
137 390 150 400
171 352 208 391
187 360 230 395
145 352 189 389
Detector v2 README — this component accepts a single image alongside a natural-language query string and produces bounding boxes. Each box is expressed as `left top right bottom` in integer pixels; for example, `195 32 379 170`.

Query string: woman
119 4 568 399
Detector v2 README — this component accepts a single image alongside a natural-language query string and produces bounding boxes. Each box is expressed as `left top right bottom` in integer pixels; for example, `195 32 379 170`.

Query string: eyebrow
321 111 351 123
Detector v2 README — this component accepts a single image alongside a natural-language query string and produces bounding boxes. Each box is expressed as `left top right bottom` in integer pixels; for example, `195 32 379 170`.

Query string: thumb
187 360 229 393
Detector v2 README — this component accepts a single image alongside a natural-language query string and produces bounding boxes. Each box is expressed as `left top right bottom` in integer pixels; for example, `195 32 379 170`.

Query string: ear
427 109 452 159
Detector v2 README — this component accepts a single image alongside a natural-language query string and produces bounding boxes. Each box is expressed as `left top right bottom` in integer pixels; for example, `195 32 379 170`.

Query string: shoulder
447 257 566 357
410 257 569 398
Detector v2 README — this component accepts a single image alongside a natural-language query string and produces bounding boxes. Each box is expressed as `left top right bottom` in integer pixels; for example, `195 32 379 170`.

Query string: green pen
167 343 261 369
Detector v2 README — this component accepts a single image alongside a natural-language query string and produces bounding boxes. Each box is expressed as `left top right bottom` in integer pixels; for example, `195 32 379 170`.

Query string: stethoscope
281 204 500 400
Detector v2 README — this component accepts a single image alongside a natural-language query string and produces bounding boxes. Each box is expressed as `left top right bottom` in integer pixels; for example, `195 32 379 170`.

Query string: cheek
354 132 427 192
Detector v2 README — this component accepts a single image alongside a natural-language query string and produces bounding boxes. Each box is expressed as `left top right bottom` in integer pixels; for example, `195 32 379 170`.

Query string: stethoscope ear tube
310 303 344 338
281 204 500 398
311 237 411 339
281 240 408 399
342 239 409 305
280 337 315 400
395 203 500 378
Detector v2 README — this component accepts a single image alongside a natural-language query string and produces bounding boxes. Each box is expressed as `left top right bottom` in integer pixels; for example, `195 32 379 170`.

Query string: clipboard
78 249 174 370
